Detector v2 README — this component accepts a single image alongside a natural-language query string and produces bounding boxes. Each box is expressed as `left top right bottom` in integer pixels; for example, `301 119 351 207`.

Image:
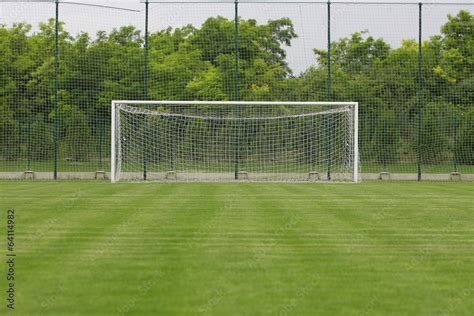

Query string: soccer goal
111 101 359 183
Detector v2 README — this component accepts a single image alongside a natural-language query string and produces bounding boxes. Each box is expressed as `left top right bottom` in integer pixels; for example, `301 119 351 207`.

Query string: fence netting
0 1 472 179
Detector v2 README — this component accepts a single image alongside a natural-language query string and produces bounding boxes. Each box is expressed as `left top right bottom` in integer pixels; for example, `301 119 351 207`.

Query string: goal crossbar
117 104 352 121
112 100 358 107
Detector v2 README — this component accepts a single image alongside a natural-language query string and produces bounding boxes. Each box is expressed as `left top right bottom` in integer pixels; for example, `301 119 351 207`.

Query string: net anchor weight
450 172 461 181
23 171 35 180
237 171 248 180
165 171 177 180
95 171 106 180
308 172 320 181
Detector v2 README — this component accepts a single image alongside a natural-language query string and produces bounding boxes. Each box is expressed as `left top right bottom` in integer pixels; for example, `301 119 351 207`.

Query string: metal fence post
417 2 423 181
234 0 239 101
327 1 332 102
143 0 149 181
53 0 59 180
326 0 332 180
234 0 240 179
144 1 149 101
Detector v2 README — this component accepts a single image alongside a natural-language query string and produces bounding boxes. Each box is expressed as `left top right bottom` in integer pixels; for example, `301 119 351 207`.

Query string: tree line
0 10 472 169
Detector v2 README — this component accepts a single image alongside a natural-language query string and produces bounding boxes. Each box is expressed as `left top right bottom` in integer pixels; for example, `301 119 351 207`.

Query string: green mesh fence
57 3 142 175
0 0 472 180
0 1 55 175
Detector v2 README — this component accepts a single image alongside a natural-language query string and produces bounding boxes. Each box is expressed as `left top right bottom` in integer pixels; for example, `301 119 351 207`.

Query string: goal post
111 101 359 183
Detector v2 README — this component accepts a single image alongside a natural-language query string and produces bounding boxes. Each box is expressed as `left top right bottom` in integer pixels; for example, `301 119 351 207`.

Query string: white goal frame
111 100 359 183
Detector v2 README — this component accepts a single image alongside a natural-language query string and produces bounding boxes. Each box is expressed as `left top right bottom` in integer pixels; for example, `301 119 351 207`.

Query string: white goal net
111 101 359 182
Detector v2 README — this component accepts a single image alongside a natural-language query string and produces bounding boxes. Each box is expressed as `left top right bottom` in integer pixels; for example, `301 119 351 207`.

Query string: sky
1 0 472 73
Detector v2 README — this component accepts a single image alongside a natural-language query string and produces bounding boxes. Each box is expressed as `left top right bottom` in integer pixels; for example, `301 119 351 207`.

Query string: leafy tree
30 113 53 161
187 66 227 100
419 101 459 164
454 107 474 166
0 104 20 160
434 10 473 84
314 31 390 74
0 10 472 171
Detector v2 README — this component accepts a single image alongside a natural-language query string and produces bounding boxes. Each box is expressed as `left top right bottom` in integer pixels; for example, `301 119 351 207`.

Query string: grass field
1 181 473 315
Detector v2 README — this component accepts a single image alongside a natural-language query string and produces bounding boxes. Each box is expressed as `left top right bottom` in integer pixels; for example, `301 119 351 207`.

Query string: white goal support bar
111 100 359 183
112 100 358 106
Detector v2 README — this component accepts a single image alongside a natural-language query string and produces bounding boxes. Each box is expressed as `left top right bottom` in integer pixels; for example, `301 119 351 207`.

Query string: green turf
1 181 473 315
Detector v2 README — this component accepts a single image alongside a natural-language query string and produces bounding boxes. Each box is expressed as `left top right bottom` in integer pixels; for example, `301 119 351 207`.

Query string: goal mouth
111 101 359 183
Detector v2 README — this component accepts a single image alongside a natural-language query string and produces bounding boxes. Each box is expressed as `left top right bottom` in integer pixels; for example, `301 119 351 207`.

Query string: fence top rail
0 1 141 11
3 0 472 6
112 100 358 106
2 0 472 4
141 0 473 5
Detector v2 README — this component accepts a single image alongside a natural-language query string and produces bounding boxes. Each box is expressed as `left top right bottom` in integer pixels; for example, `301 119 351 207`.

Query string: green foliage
0 10 472 170
373 108 399 165
454 107 474 165
436 10 473 83
59 103 94 161
187 66 226 100
0 104 20 160
314 31 390 73
420 101 458 165
30 113 53 160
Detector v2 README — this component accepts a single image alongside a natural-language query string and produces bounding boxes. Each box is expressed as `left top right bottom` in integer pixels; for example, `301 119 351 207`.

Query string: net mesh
113 102 357 182
0 2 55 174
57 3 142 175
